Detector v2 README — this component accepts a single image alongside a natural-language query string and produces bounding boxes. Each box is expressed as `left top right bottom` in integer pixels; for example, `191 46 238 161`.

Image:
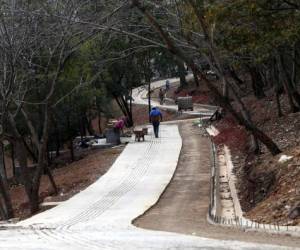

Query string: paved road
132 78 300 249
136 121 300 248
0 125 289 249
0 78 297 249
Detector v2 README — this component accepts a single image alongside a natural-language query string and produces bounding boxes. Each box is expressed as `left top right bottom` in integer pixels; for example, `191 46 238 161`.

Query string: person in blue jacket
149 107 163 138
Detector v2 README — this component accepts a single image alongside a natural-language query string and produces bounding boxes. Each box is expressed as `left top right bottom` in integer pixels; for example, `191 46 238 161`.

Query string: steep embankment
173 81 300 226
213 93 300 226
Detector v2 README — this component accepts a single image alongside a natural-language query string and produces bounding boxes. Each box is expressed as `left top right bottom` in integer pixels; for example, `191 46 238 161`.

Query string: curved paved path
0 125 292 249
0 78 297 249
132 78 300 248
132 76 217 116
136 121 300 248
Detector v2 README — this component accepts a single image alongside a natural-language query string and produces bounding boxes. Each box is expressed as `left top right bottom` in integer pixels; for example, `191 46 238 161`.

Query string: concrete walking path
132 77 300 248
132 76 217 116
0 125 292 250
136 121 300 248
0 77 297 249
0 125 292 249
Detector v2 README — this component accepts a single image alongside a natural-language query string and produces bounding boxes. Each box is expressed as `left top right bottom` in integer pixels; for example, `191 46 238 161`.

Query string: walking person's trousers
152 121 160 138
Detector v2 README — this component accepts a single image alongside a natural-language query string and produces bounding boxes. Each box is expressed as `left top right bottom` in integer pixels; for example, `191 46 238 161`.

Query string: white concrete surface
0 125 293 249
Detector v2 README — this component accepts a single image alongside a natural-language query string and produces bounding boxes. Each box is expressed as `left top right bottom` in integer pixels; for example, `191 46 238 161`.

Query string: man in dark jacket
149 107 163 138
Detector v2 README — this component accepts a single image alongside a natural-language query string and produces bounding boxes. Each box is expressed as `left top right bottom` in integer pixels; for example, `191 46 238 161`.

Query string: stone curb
206 126 300 237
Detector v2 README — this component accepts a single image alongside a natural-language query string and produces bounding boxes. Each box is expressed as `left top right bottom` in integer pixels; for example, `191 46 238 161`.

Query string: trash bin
177 96 193 111
105 128 121 145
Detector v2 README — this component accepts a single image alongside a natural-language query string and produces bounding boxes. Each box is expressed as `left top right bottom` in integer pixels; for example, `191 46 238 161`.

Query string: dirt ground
134 120 300 248
245 146 300 225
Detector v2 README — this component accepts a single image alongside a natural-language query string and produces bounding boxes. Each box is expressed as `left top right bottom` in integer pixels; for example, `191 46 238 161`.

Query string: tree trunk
0 143 14 219
120 96 132 125
14 138 39 213
114 95 134 127
229 66 244 85
69 138 74 162
45 166 58 195
51 117 61 158
30 140 51 214
250 135 260 154
28 188 40 214
31 104 54 214
9 105 54 215
275 91 283 117
272 59 284 117
97 110 102 134
0 178 14 220
277 56 299 112
15 139 29 181
85 114 94 136
148 80 152 122
0 143 7 181
81 116 87 137
55 130 60 157
249 66 266 99
22 137 38 163
177 60 187 87
224 77 260 154
191 66 200 87
222 77 229 99
11 143 16 177
292 43 297 88
129 89 133 123
28 137 38 163
280 53 300 107
67 115 75 162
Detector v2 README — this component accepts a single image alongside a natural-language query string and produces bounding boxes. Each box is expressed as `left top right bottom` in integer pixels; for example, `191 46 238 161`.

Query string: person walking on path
165 79 170 91
159 88 165 105
150 107 163 138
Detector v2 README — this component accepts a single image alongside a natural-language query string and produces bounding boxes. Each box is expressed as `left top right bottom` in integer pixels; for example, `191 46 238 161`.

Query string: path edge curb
206 127 300 238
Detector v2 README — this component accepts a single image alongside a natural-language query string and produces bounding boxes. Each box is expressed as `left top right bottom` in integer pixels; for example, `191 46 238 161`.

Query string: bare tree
0 0 112 214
